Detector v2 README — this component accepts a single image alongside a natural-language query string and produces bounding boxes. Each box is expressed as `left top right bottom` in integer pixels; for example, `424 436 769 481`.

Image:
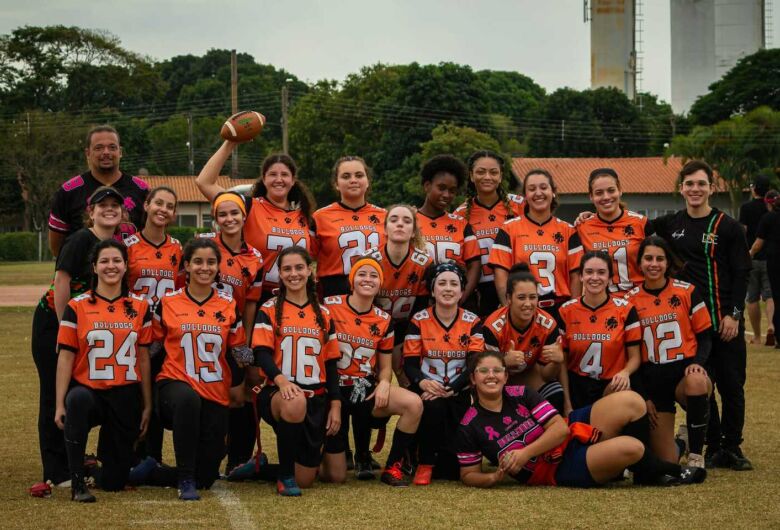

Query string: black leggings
416 392 469 478
156 380 228 488
31 304 69 484
64 384 142 491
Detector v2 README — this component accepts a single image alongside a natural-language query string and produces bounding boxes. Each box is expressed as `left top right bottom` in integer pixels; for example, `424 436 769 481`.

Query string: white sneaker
688 453 705 468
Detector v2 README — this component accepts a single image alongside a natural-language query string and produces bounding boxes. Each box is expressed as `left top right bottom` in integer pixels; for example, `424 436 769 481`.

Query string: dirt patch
0 285 45 307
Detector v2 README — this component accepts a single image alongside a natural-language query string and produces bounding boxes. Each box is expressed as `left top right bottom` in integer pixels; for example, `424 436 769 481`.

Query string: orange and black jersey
454 194 524 283
625 279 712 365
323 295 394 380
124 233 184 311
153 288 246 406
577 209 649 291
558 296 641 380
58 292 152 390
416 211 479 267
198 233 263 312
252 298 340 389
482 306 559 374
311 202 386 279
489 214 583 298
362 245 431 322
403 307 484 392
242 196 314 294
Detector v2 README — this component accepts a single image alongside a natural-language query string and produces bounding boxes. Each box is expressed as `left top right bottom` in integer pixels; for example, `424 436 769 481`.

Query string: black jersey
40 228 100 311
48 171 149 236
455 385 558 480
652 208 751 328
739 198 769 260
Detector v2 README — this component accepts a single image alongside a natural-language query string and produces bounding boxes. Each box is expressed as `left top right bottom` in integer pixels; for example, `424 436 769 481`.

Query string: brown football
220 111 266 143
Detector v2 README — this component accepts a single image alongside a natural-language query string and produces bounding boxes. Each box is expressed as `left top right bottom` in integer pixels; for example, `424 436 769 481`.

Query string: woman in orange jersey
320 257 423 486
54 239 153 502
312 156 386 297
558 251 642 410
251 246 341 496
403 262 484 485
488 169 582 325
454 150 524 317
625 236 713 468
482 263 570 415
196 146 315 304
137 238 246 501
415 155 480 302
577 168 651 292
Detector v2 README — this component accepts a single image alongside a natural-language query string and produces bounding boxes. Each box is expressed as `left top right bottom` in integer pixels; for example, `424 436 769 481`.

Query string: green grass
2 306 779 529
0 261 53 285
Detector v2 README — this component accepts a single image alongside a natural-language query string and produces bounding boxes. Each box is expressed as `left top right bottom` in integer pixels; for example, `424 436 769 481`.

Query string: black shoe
723 447 753 471
355 460 375 480
678 466 707 484
370 456 382 471
707 448 734 469
380 462 409 487
345 449 355 471
71 477 96 503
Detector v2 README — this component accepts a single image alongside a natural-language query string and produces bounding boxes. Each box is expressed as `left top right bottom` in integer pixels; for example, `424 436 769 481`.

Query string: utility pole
560 119 565 144
230 49 238 179
186 112 194 175
281 82 290 155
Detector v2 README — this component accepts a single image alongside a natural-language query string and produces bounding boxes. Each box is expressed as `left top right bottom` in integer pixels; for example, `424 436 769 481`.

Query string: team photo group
30 119 755 503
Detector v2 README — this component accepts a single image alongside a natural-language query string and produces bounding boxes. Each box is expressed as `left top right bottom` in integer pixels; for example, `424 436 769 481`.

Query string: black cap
88 186 124 206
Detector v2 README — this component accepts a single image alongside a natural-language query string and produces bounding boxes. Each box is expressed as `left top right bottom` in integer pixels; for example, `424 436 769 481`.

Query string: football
220 111 266 143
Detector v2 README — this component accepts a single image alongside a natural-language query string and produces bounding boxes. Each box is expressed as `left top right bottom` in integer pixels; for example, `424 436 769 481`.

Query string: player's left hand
368 380 391 409
139 407 152 438
719 316 739 342
609 370 631 392
500 449 530 475
541 342 564 364
326 401 341 436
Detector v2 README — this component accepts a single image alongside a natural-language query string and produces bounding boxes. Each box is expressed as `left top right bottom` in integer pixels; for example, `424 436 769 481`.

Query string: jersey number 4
87 330 138 381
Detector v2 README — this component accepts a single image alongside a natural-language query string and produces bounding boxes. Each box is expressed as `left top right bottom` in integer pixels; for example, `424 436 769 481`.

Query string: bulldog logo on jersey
123 300 138 319
446 224 457 234
669 295 682 308
553 232 564 244
408 272 419 284
369 214 381 224
606 316 619 330
214 311 227 323
369 323 381 337
459 333 470 346
624 225 635 236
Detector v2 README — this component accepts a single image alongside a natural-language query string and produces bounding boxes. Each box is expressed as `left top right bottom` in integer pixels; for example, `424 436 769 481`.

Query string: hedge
0 232 39 261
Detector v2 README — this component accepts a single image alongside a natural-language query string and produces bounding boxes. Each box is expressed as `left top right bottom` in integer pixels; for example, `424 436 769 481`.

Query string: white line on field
211 481 258 530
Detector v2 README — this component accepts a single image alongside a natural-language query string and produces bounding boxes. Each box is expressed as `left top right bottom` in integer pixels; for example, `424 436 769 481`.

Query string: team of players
36 131 752 502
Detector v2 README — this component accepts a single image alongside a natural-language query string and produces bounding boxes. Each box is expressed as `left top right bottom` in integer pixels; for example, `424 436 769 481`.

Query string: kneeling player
55 240 153 502
625 236 713 468
251 247 341 496
320 258 423 486
456 352 707 488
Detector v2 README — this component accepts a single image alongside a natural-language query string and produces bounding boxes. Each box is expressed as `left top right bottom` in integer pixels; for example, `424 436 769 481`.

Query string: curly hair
274 246 327 336
421 154 467 187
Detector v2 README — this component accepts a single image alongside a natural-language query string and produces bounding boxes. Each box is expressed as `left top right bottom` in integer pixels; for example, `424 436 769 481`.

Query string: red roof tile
511 157 692 194
141 176 256 202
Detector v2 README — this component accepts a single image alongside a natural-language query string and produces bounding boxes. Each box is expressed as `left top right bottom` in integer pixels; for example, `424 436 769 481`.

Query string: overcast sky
3 0 778 104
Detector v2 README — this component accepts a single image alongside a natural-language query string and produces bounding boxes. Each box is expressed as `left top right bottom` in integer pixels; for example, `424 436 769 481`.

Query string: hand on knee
280 395 307 423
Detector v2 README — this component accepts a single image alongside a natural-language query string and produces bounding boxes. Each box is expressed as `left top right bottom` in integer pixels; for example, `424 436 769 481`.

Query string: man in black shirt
739 175 774 346
653 161 753 471
47 125 148 256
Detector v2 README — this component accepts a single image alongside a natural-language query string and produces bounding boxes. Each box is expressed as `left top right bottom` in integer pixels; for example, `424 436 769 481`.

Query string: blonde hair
385 204 426 251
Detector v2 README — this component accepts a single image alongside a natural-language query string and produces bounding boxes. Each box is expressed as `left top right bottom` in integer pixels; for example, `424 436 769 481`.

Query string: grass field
0 261 54 285
2 305 779 529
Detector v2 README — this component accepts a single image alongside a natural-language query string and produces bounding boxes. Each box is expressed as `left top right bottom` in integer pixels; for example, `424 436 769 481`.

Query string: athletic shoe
706 448 733 469
177 480 200 501
355 460 375 480
345 449 355 471
227 454 270 482
723 447 754 471
128 456 158 485
678 466 707 484
380 462 409 487
687 453 705 469
765 330 775 346
412 464 434 486
71 478 96 503
276 475 302 497
28 482 52 498
370 456 382 471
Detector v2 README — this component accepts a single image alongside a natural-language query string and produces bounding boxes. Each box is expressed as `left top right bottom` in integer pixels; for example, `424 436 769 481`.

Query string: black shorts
258 385 328 468
324 384 375 454
567 371 609 409
641 358 694 413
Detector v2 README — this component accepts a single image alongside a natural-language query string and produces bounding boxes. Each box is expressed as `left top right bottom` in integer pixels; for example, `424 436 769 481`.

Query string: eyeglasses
475 366 506 375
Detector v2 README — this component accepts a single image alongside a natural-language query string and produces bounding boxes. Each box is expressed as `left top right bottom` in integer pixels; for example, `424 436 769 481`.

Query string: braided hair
88 239 130 305
274 246 327 336
464 150 516 223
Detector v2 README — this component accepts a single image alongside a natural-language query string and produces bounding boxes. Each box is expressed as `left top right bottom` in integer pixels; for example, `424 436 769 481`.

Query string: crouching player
320 257 423 486
55 240 153 502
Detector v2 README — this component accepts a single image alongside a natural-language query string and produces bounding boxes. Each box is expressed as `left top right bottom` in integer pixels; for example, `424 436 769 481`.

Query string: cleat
412 464 434 486
678 466 707 484
687 453 705 469
276 475 302 497
380 462 409 487
707 448 733 469
128 456 158 485
723 447 753 471
355 460 375 481
28 482 52 498
177 479 200 501
71 477 96 503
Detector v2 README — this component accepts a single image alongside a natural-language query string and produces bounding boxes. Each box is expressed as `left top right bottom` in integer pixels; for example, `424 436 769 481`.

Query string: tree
666 106 780 215
688 49 780 126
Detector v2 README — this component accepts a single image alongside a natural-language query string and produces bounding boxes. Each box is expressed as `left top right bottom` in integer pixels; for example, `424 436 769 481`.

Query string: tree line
1 25 778 230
